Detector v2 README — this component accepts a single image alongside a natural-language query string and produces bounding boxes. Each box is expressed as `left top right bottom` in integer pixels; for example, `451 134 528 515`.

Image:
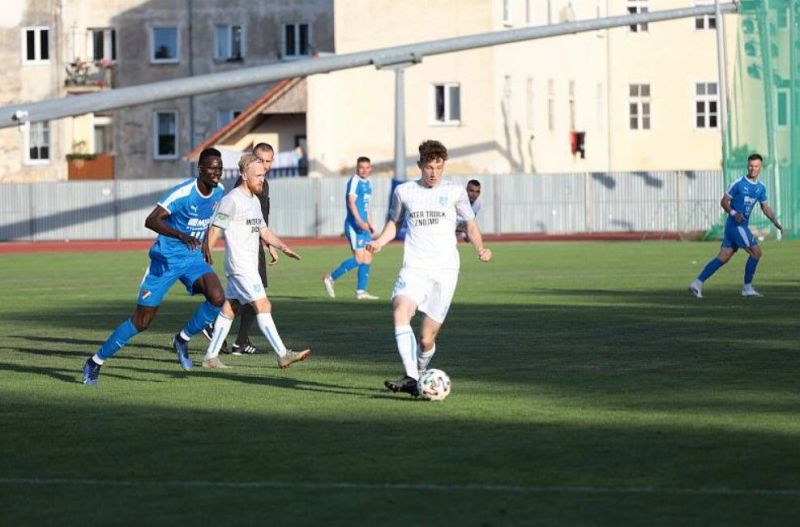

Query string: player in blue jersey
322 156 379 300
689 153 783 298
81 148 227 385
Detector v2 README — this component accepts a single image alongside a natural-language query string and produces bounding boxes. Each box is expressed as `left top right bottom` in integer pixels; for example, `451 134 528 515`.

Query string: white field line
0 478 799 497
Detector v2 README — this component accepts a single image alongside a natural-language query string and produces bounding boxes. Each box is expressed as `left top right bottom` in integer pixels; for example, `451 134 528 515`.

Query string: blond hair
238 153 262 174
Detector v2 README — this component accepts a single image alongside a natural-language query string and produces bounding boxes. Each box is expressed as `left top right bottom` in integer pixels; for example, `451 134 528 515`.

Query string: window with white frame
776 7 789 29
776 88 789 129
432 83 461 124
547 79 555 131
568 80 576 129
217 109 242 129
526 78 535 131
215 24 243 61
22 27 50 64
628 84 651 130
154 111 178 159
89 28 116 61
93 115 113 153
282 23 310 59
503 0 512 26
695 82 718 129
694 1 716 30
25 121 51 163
627 0 649 32
151 27 179 63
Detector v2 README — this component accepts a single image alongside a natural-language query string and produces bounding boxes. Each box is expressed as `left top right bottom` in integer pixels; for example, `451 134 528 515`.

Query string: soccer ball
418 368 451 401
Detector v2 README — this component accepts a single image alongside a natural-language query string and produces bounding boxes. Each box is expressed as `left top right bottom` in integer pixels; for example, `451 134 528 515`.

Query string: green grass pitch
0 240 798 526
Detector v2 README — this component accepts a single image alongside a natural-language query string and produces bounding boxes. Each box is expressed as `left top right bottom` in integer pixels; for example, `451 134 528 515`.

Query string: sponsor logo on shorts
141 290 152 300
395 278 406 290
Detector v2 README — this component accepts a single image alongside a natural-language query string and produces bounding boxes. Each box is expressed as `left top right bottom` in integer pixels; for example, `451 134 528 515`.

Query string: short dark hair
418 140 448 164
253 143 274 155
356 156 371 164
747 153 763 162
467 179 481 187
198 147 222 165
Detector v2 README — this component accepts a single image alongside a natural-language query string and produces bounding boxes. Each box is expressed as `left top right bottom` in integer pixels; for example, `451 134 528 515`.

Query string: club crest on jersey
439 196 448 206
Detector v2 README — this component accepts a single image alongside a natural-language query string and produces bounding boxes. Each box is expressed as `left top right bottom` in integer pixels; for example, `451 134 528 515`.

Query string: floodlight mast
1 4 738 130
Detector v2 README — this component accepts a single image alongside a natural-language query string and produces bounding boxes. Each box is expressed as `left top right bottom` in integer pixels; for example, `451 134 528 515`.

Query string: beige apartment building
2 0 738 182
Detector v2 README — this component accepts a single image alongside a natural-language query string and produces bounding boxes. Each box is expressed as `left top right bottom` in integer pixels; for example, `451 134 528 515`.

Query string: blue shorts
136 253 214 307
345 222 371 251
721 223 758 250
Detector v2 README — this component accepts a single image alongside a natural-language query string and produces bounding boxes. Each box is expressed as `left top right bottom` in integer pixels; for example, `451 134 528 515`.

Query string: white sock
256 312 287 357
204 313 233 360
417 344 436 372
395 325 419 380
91 353 105 365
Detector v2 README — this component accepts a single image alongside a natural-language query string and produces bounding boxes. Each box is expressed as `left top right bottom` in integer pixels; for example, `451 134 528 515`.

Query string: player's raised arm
144 206 200 250
260 227 300 260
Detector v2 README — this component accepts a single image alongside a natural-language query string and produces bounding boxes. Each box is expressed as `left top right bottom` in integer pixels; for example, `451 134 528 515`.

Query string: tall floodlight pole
714 0 730 162
393 65 407 181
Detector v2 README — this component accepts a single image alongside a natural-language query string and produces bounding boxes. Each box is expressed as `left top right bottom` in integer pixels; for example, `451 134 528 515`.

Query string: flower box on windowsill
67 153 114 180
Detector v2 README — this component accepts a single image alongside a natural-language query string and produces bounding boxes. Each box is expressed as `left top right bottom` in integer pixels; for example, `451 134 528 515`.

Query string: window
695 82 718 129
154 111 178 159
694 1 716 30
568 80 576 129
628 84 651 130
282 23 310 59
627 0 648 32
217 109 242 129
25 121 50 164
503 75 512 114
776 7 789 30
526 78 535 131
503 0 512 26
22 27 50 64
94 115 113 153
215 24 244 61
151 27 179 63
432 83 461 124
89 28 116 61
776 88 789 129
547 79 555 131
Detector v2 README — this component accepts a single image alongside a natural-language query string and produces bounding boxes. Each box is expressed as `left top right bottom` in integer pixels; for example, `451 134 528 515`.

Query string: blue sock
182 301 221 338
357 263 370 292
331 257 358 281
97 319 139 360
698 257 725 282
744 256 759 285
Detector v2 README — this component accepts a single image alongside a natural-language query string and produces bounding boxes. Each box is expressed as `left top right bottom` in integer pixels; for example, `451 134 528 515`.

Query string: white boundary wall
0 171 724 241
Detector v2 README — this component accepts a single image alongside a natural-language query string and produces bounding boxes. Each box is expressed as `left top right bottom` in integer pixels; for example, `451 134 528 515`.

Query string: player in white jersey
367 140 492 396
202 154 311 370
456 179 482 241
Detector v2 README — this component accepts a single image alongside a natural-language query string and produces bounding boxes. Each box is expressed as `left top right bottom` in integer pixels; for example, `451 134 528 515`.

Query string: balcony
64 59 115 94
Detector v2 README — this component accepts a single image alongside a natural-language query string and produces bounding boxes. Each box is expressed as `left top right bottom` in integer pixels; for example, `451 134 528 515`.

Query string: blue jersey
344 175 371 231
149 178 225 262
724 176 768 229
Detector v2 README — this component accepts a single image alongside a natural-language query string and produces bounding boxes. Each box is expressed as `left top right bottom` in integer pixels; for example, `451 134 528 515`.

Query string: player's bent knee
420 335 436 351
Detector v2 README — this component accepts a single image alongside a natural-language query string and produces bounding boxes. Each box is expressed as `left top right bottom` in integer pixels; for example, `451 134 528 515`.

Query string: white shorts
225 272 267 304
391 267 459 324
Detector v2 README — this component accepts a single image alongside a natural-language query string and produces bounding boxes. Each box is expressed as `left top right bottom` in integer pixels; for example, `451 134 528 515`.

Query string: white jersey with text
390 179 475 270
211 187 265 278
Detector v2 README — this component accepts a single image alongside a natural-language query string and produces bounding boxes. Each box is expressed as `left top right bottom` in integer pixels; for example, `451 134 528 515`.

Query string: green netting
713 0 799 239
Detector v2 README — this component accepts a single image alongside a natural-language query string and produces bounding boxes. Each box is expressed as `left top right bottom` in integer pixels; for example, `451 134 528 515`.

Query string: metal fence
0 171 724 241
